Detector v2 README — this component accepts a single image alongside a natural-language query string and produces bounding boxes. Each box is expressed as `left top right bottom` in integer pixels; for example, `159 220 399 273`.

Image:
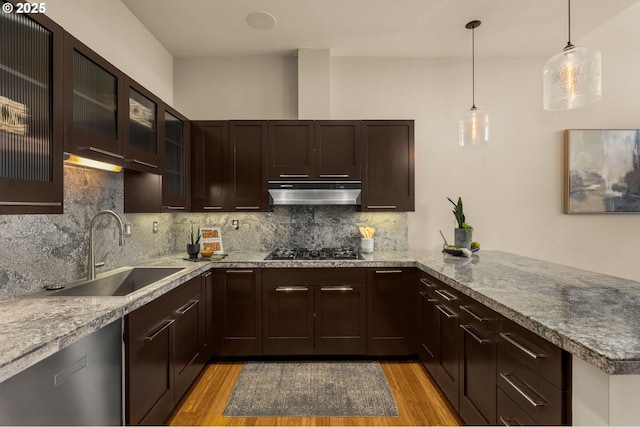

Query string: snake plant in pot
187 225 201 259
447 196 473 249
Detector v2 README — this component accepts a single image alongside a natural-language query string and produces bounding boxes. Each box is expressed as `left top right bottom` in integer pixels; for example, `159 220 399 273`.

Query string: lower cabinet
416 270 572 426
125 274 209 425
262 268 367 355
367 268 413 356
212 269 263 356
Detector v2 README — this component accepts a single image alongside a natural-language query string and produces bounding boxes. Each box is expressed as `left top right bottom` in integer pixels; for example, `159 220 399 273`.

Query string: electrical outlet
232 219 239 230
152 221 158 234
124 223 132 237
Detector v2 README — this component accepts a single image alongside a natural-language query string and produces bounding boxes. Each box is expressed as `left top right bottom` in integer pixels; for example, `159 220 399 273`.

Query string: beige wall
44 0 174 104
173 3 640 281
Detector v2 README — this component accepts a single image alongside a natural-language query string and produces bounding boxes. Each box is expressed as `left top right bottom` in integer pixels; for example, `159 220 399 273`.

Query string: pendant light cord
565 0 574 50
472 25 476 108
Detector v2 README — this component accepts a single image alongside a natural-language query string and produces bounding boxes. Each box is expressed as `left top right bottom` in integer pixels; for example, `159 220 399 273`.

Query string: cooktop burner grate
265 247 363 260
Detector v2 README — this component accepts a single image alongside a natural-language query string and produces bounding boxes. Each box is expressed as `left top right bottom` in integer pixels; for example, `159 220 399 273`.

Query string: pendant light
459 20 489 147
543 0 601 110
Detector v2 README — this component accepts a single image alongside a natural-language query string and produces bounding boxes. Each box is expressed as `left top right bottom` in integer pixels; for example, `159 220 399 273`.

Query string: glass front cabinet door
161 106 190 211
63 32 125 168
0 2 64 214
125 81 162 174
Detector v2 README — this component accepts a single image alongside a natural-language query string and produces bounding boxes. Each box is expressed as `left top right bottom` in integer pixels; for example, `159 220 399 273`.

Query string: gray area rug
223 361 399 417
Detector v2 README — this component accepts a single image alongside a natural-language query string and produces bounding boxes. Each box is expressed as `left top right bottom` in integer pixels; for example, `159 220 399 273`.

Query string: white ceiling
121 0 639 59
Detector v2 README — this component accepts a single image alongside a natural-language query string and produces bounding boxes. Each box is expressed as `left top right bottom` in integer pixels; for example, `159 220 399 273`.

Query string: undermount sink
45 267 185 297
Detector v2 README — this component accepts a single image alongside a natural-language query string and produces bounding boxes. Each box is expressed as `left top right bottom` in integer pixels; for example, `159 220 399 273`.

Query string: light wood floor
168 360 461 426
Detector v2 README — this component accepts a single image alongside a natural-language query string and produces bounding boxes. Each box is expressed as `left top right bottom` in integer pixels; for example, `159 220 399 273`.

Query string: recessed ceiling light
246 11 277 30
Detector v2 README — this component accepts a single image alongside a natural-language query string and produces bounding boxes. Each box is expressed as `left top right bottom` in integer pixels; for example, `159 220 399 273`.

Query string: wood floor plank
168 360 461 426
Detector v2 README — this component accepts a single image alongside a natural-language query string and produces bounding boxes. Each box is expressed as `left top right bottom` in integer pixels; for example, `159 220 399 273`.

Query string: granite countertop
0 249 638 383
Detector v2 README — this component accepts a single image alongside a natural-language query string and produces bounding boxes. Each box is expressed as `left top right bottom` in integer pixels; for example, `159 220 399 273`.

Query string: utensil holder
361 238 374 253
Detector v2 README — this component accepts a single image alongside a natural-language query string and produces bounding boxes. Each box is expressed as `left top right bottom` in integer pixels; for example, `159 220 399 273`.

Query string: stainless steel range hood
268 181 361 206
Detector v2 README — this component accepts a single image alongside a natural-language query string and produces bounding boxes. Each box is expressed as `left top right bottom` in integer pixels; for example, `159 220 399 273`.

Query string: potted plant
447 196 473 249
187 225 201 259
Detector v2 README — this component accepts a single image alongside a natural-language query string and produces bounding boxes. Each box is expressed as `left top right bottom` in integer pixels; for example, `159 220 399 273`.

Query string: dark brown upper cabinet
267 120 314 179
191 121 229 212
161 105 190 212
229 121 268 211
361 120 415 211
0 4 64 214
124 79 162 174
314 120 362 180
63 32 126 167
267 120 362 180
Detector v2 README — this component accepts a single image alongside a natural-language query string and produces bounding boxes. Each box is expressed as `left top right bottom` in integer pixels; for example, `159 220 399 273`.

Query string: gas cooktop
265 247 363 260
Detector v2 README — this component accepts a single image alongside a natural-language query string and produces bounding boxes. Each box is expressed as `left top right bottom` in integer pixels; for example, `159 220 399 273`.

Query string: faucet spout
87 210 125 281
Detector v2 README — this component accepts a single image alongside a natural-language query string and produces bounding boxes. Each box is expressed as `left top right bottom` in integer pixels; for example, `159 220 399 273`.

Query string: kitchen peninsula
0 250 638 425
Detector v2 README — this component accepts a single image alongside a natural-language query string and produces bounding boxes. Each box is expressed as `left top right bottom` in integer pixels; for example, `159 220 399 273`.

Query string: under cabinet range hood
268 181 361 206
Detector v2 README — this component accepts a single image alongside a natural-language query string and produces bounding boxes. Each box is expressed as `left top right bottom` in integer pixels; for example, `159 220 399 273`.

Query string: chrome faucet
87 210 125 281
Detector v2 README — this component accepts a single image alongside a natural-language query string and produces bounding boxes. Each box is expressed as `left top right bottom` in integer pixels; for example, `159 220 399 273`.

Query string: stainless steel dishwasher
0 319 123 425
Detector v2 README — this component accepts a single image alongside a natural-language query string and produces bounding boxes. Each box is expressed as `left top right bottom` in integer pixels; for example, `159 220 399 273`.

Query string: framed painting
565 129 640 213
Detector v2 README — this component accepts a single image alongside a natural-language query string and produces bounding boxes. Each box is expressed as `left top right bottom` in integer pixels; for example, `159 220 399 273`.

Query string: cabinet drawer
497 387 537 426
497 348 568 425
500 320 569 390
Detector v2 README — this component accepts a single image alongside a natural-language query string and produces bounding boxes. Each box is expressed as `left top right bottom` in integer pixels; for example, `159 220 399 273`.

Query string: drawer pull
0 201 62 207
164 205 186 210
499 373 546 407
279 174 310 178
435 305 457 319
460 305 489 321
460 324 489 344
203 206 223 210
366 205 397 209
235 206 260 210
500 333 546 359
276 286 308 292
144 319 175 341
177 300 199 315
321 286 353 291
499 416 523 426
434 289 457 301
226 270 254 274
202 271 212 278
319 174 349 178
375 270 403 274
419 278 436 288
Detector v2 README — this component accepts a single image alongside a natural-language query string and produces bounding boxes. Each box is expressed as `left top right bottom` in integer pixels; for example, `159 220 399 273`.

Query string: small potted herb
447 196 473 249
187 225 201 259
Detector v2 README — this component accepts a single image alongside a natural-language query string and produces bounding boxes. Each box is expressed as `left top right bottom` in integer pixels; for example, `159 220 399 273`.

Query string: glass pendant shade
543 45 602 111
459 106 489 147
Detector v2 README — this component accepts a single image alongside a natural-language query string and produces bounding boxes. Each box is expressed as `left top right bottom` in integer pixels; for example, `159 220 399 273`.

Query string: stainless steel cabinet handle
375 270 402 274
279 184 294 188
460 305 489 321
435 305 457 318
203 206 223 210
79 146 124 159
279 174 310 178
202 271 212 278
164 205 186 210
419 278 436 288
500 333 546 359
434 289 457 301
319 174 349 178
176 300 199 315
127 158 158 168
499 373 546 407
460 324 489 344
499 416 522 426
226 270 254 274
276 286 309 292
144 318 175 341
235 206 260 210
320 286 353 291
366 205 397 209
0 201 62 207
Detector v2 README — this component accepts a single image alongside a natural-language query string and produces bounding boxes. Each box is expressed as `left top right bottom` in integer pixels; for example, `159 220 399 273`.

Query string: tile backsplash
0 167 407 298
